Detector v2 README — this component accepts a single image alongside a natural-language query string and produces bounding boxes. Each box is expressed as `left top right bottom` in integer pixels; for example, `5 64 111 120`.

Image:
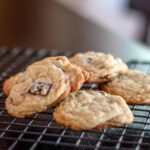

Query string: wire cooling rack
0 48 150 150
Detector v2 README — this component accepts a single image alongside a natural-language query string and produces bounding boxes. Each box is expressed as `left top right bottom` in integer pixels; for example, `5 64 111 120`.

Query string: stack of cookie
3 56 89 118
3 51 150 131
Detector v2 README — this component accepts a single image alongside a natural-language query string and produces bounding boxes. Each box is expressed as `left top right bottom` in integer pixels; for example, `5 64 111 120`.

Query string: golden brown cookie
101 69 150 105
3 73 24 96
70 51 128 83
5 56 89 118
53 90 134 131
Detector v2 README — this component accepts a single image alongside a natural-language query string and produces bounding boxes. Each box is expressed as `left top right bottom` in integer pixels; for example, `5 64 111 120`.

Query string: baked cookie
101 69 150 105
53 90 133 131
3 73 24 96
70 51 128 83
5 56 89 118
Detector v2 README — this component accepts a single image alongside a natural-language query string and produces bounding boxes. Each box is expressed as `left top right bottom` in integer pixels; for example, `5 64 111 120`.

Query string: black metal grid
0 48 150 150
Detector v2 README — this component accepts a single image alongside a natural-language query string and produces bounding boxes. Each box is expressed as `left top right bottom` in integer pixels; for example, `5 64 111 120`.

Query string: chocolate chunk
62 69 66 73
10 97 14 104
29 82 52 96
87 58 92 63
99 91 107 96
103 74 111 79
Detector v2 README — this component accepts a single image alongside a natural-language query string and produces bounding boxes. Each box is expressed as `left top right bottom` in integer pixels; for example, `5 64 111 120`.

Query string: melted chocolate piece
99 91 107 96
10 97 14 104
87 57 92 63
62 69 66 73
29 82 52 96
103 74 111 79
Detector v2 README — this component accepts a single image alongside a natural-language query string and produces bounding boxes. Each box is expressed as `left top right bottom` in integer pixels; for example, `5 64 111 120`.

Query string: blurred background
0 0 150 51
56 0 145 41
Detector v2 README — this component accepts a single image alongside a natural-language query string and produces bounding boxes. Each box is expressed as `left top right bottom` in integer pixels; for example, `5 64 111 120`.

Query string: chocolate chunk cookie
3 73 24 96
53 90 133 131
101 69 150 105
5 56 89 118
70 51 128 83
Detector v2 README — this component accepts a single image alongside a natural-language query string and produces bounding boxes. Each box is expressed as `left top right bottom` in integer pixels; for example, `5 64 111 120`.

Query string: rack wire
0 48 150 150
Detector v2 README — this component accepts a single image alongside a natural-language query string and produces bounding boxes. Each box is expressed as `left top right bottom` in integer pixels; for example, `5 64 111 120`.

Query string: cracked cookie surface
101 69 150 104
5 56 89 118
70 51 128 83
53 90 133 131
